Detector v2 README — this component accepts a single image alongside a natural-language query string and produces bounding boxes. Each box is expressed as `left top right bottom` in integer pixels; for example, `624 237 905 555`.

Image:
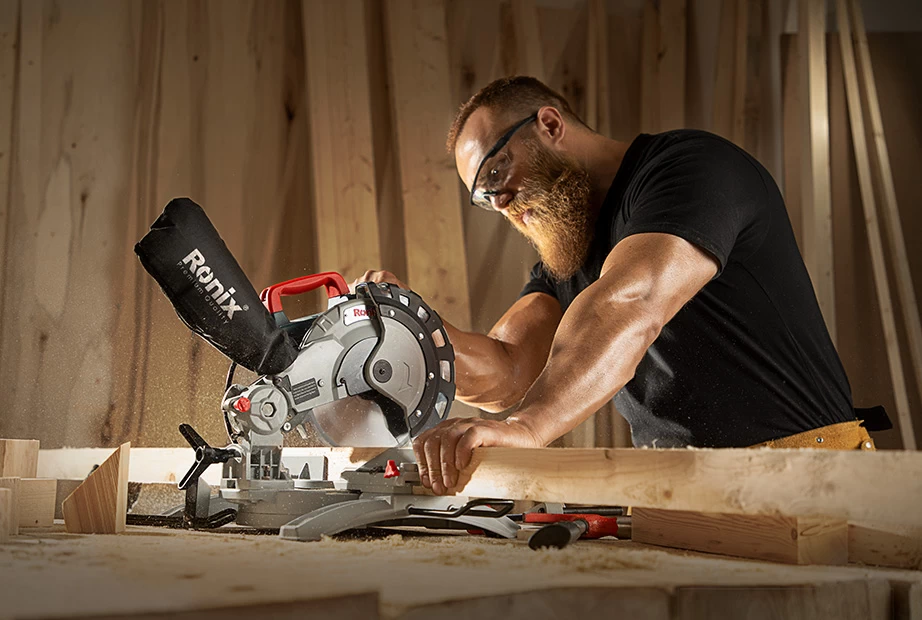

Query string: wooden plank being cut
798 0 835 342
451 447 922 526
18 477 56 527
834 0 915 450
847 0 922 449
0 476 20 536
849 522 922 570
0 439 39 477
384 0 472 330
63 443 129 534
632 508 848 565
0 487 11 543
302 0 381 282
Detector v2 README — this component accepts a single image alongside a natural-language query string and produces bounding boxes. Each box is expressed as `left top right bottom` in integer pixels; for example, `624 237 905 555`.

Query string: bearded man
356 76 880 496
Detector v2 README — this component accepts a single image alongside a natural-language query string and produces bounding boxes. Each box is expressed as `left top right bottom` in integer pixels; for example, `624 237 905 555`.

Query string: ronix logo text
180 249 246 321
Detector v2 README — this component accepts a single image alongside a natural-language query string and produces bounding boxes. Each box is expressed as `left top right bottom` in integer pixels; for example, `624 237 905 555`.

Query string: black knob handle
528 519 589 550
178 424 236 490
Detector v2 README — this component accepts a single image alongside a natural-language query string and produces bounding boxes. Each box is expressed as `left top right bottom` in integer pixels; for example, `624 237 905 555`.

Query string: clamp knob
178 424 238 490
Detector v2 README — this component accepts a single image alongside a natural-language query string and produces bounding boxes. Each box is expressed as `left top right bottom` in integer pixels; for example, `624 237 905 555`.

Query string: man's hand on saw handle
350 269 409 293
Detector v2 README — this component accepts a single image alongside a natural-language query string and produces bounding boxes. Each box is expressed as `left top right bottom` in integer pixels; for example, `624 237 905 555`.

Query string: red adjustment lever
383 460 400 478
261 272 350 314
523 513 619 538
233 397 251 413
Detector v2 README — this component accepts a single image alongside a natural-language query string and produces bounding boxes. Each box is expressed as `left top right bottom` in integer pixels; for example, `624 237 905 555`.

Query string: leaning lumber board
18 478 56 527
0 488 11 543
847 0 922 445
63 443 129 534
451 447 922 526
0 439 39 477
632 508 848 565
835 0 915 450
0 477 20 535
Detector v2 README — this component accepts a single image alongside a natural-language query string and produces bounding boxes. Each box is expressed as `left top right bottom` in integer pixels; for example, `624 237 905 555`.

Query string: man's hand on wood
412 417 541 495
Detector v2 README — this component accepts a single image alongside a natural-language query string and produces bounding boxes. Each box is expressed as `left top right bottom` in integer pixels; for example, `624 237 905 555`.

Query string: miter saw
133 198 518 541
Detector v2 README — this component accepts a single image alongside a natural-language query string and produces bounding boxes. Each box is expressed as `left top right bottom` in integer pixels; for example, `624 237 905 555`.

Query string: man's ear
536 106 566 145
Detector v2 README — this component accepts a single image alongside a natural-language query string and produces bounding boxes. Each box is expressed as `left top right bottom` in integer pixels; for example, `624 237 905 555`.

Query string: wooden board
0 438 39 477
302 0 381 282
834 0 914 450
798 0 835 342
0 487 10 543
384 0 472 331
452 447 922 526
632 508 848 565
849 522 922 571
18 477 56 527
62 442 129 534
847 0 922 447
0 476 19 536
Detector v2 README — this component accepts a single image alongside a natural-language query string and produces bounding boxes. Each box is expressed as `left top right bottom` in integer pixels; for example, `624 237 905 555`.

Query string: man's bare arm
353 270 562 413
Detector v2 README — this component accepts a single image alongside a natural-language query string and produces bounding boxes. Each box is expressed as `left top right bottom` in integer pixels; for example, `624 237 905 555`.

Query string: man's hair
446 76 587 154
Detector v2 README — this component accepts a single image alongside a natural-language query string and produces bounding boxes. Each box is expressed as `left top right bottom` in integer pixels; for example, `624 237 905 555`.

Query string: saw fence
0 0 921 452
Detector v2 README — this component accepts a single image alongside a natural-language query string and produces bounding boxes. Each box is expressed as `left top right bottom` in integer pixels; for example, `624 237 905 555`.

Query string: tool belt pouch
134 197 298 375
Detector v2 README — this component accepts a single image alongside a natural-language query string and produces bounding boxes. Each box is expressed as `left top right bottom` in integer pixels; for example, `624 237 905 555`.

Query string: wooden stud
384 0 472 331
586 0 611 137
834 0 915 450
0 439 39 477
18 478 56 527
657 0 687 132
0 488 11 543
63 442 129 534
302 0 381 282
640 0 660 133
452 447 922 526
0 0 16 308
632 507 848 565
847 0 922 445
509 0 546 82
798 0 836 343
0 476 20 536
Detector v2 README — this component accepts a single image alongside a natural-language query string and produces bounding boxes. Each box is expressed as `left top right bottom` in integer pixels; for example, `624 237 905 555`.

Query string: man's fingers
455 426 488 471
412 431 432 488
423 433 444 494
438 426 466 490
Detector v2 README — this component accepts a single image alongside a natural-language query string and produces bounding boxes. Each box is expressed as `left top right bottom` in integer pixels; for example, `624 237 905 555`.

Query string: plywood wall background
0 0 919 450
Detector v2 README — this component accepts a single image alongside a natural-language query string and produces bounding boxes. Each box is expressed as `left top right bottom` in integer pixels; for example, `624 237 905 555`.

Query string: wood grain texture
835 0 914 450
849 522 922 570
0 476 20 535
0 487 10 542
384 0 471 331
798 0 835 343
657 0 687 131
847 0 922 448
63 442 129 534
0 438 39 477
633 508 848 565
302 0 381 282
453 447 922 526
18 477 55 527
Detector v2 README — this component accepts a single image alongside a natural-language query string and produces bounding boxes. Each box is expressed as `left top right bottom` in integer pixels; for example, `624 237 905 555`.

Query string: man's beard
505 139 594 281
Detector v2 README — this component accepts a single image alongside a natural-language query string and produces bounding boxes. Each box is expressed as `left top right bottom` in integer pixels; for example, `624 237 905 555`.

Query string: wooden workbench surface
1 524 919 619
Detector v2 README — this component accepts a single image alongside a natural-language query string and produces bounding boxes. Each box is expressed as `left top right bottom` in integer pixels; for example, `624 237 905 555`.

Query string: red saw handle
523 513 619 538
261 272 349 314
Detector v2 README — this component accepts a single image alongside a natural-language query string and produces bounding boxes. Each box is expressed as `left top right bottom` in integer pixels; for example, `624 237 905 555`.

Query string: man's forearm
506 285 662 445
442 322 529 412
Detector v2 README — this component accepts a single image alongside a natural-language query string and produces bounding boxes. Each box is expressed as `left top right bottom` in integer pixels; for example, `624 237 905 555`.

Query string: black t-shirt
521 129 855 448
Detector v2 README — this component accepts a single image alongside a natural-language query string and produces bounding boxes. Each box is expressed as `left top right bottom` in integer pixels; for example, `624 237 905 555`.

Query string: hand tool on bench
133 198 518 541
526 512 630 549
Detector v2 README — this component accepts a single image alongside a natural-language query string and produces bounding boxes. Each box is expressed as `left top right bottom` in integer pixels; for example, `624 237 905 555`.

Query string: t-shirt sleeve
519 261 558 299
619 134 766 274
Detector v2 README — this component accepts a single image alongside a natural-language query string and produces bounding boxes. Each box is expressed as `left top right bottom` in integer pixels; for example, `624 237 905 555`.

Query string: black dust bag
134 197 298 375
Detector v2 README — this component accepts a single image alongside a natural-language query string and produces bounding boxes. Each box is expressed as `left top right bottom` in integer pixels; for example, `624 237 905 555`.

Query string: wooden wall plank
510 0 545 82
640 0 659 133
658 0 687 131
835 0 914 450
586 0 610 137
798 0 836 343
633 508 848 565
302 0 380 282
0 0 17 316
453 447 922 526
848 0 922 437
384 0 471 330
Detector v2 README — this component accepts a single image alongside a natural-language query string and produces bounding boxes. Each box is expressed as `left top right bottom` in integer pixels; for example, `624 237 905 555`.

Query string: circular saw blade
303 282 455 448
